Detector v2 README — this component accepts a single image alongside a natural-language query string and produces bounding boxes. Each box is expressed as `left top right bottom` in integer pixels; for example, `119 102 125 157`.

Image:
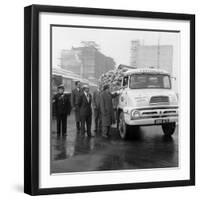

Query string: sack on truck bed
99 67 128 92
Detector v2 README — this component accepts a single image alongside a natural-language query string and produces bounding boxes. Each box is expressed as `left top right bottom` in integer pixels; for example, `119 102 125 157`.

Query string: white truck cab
116 68 178 139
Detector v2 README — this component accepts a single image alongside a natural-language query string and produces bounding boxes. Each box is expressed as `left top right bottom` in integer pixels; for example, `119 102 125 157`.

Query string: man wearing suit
71 81 81 132
100 84 115 138
53 84 71 136
78 85 92 137
93 87 101 133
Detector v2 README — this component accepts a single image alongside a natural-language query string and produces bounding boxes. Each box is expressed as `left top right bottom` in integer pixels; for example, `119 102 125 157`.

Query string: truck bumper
123 106 179 126
124 116 178 126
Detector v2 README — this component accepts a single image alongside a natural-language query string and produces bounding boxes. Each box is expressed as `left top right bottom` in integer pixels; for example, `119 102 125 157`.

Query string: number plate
155 119 170 124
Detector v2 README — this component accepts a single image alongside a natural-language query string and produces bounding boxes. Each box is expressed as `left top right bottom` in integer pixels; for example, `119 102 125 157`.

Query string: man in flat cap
53 84 71 136
71 81 81 133
100 84 115 138
78 84 92 137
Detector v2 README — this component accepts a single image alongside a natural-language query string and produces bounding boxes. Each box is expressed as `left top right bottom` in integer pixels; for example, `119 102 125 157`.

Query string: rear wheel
162 122 176 136
118 112 130 140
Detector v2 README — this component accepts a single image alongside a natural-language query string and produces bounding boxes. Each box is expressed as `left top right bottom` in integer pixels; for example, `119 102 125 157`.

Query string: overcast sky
52 26 180 82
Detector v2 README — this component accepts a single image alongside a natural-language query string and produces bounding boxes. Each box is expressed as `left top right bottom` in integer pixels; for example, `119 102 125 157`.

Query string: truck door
119 76 129 107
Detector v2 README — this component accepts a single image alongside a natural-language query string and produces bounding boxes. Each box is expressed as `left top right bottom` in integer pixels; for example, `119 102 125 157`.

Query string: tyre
162 122 176 136
118 112 130 140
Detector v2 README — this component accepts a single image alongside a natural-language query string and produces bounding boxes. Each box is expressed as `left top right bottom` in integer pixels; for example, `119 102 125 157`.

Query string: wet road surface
51 112 178 173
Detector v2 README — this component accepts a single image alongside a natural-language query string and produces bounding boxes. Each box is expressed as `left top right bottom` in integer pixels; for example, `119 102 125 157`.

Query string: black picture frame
24 4 195 196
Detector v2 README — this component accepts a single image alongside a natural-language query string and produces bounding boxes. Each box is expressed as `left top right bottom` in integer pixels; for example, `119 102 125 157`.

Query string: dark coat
93 89 101 109
71 88 81 121
100 90 114 126
78 92 92 117
53 93 71 117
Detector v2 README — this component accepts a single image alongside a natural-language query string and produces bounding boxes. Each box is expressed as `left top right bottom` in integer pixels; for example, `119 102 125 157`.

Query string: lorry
100 66 179 139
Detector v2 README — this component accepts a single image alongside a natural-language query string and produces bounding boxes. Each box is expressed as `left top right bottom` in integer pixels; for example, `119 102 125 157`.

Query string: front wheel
118 112 130 140
162 122 176 136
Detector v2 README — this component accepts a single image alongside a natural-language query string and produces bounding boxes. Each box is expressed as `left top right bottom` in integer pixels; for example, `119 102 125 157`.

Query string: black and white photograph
0 0 199 198
50 25 180 174
24 5 195 195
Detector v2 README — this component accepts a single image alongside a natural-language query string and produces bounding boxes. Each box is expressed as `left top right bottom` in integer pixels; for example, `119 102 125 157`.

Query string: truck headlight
131 110 141 119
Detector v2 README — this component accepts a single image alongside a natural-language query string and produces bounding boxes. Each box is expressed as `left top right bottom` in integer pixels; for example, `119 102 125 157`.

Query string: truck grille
150 96 169 105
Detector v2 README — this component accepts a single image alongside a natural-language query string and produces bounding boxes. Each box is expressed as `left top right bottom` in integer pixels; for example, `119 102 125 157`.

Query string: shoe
87 133 92 137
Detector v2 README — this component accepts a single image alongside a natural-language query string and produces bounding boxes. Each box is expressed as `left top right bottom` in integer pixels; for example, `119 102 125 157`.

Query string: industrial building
130 40 173 75
59 45 116 84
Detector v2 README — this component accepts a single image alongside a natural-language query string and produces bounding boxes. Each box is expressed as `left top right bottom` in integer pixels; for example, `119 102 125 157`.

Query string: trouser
80 114 92 137
76 122 80 131
56 114 67 135
102 125 111 137
74 107 80 131
94 109 101 132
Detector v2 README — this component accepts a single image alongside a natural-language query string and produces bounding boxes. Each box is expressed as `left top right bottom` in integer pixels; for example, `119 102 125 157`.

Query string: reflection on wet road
51 112 178 173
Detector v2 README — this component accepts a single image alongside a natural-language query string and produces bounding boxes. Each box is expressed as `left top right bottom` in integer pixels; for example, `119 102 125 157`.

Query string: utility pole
157 36 160 69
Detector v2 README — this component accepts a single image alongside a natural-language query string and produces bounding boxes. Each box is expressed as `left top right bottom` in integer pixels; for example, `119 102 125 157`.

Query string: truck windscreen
129 74 171 89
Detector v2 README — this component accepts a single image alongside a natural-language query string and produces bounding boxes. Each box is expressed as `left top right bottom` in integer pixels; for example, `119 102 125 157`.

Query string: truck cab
117 68 178 139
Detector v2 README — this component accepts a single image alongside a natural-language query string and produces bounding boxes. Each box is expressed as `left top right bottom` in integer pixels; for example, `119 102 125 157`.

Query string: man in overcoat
78 85 92 137
71 81 81 132
100 84 115 138
92 87 101 133
53 84 71 136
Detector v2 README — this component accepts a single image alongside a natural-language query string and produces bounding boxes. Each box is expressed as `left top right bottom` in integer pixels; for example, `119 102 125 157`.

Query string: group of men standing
53 80 116 138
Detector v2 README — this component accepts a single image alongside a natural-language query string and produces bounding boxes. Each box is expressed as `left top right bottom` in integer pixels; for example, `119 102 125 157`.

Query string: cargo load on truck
99 64 134 92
